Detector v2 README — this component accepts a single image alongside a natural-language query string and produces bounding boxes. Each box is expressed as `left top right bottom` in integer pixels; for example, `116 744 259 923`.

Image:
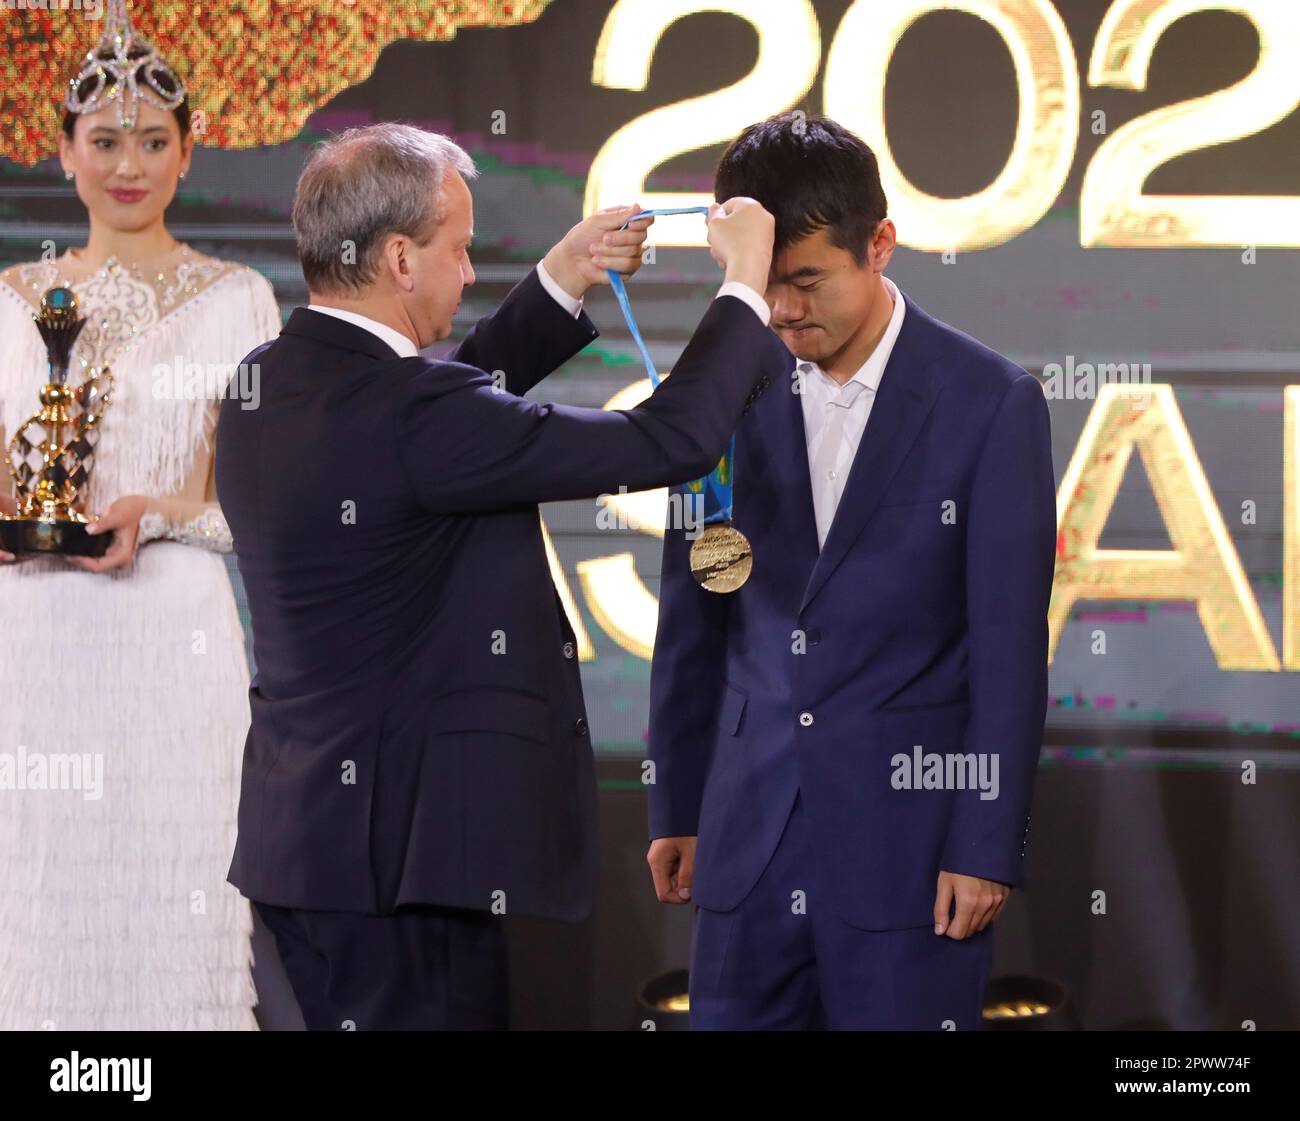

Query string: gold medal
689 522 753 593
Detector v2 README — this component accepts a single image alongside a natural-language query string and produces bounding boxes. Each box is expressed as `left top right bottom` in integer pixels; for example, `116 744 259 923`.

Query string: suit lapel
738 355 820 589
798 297 947 613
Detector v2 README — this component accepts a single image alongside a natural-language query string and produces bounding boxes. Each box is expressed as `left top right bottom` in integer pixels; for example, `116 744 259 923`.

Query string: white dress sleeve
137 267 280 552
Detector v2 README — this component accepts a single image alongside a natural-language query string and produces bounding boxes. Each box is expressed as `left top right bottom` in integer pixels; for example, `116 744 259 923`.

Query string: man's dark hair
714 112 887 265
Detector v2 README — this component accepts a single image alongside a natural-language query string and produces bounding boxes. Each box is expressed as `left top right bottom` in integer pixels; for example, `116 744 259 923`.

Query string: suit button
562 641 576 660
573 717 588 736
806 629 821 645
798 711 814 727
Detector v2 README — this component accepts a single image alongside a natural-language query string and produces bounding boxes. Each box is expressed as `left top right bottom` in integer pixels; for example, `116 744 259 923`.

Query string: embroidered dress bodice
0 244 278 550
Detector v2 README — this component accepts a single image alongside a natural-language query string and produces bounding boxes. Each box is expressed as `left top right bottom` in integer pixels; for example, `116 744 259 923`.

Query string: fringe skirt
0 542 256 1030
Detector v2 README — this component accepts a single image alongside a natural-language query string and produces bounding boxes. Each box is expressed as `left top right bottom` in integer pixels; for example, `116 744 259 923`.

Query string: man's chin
779 329 828 362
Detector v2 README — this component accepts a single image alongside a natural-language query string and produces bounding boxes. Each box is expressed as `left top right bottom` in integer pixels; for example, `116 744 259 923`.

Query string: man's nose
461 258 476 287
771 291 803 325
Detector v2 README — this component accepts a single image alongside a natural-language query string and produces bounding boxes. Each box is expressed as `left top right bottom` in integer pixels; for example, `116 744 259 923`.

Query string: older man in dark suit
217 123 786 1029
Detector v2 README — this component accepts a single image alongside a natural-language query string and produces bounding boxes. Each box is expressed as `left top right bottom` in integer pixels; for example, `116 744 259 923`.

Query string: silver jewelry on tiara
64 0 186 132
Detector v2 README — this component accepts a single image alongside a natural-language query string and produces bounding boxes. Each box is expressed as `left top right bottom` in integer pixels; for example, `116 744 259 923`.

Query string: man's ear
384 235 414 293
870 218 897 274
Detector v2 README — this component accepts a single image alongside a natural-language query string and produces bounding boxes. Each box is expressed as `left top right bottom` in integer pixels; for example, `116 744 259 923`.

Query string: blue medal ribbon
605 207 735 526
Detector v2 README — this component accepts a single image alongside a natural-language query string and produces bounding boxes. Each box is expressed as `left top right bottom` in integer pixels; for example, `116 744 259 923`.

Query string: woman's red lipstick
108 188 148 204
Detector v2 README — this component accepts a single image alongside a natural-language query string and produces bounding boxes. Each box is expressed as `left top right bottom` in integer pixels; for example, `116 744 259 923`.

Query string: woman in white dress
0 4 279 1029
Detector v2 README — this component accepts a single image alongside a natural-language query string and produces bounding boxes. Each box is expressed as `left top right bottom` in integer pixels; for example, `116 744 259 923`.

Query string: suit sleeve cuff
535 260 584 319
716 280 771 326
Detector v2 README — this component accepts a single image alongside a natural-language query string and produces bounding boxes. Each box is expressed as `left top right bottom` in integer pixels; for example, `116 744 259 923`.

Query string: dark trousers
689 792 994 1030
255 900 509 1030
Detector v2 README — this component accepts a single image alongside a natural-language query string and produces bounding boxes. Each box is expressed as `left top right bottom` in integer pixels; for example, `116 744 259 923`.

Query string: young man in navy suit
647 114 1057 1030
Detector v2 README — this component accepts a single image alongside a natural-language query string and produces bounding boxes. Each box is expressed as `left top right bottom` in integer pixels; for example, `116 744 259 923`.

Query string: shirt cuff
716 280 771 326
535 260 584 319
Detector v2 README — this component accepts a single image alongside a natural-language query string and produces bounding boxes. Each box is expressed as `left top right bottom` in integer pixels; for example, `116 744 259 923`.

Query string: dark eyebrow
778 266 825 283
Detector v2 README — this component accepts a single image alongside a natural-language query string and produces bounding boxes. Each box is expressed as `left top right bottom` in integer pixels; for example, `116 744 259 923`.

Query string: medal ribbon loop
605 207 734 527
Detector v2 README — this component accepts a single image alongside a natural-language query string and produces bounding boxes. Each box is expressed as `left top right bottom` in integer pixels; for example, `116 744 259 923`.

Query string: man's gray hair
292 123 478 294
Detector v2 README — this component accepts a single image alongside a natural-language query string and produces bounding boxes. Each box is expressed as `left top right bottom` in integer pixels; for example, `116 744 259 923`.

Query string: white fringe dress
0 246 280 1030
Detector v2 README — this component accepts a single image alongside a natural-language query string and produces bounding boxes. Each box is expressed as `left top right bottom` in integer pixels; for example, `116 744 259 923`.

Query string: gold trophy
0 286 114 557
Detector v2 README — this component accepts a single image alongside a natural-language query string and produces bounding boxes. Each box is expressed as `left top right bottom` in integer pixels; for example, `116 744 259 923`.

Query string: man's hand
707 196 775 294
934 870 1009 939
541 204 655 300
648 836 697 904
67 494 149 573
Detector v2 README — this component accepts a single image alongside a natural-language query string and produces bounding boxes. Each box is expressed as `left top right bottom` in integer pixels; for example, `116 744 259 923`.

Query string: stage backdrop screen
2 0 1298 762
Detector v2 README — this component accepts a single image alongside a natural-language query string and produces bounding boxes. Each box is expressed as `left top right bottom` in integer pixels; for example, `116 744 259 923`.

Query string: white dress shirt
304 303 421 357
799 275 906 549
308 262 771 357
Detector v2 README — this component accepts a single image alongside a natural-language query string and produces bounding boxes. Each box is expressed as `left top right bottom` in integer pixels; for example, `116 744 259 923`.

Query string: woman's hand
68 495 149 573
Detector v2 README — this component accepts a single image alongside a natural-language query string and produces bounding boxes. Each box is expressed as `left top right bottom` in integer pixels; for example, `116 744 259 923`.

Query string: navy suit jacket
217 270 789 920
647 293 1057 931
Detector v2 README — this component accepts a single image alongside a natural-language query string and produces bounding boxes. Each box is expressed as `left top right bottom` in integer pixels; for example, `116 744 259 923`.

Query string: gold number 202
585 0 1300 251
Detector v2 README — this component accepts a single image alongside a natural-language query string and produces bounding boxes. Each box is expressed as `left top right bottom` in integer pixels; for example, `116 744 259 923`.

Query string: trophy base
0 516 109 557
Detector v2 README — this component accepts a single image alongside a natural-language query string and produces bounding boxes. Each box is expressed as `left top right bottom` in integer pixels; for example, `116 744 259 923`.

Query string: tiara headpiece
64 0 186 131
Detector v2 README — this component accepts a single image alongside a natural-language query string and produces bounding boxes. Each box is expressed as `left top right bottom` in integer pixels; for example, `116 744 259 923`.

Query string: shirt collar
306 304 419 359
798 275 907 397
